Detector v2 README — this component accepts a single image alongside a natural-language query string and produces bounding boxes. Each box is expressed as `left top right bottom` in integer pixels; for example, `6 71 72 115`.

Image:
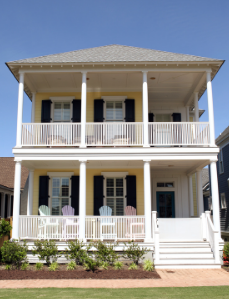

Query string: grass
0 287 229 299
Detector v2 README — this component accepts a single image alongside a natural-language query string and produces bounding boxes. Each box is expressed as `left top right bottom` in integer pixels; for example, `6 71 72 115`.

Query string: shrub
223 243 229 264
114 261 123 270
49 262 59 271
128 262 138 270
143 259 154 271
93 241 118 265
32 240 60 266
101 261 109 270
123 241 149 265
5 264 11 270
21 262 29 271
35 262 44 270
1 240 27 269
0 219 12 238
65 240 90 265
67 261 76 270
83 256 100 272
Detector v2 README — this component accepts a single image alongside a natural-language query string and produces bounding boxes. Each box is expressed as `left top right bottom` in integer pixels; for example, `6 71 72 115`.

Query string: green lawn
0 287 229 299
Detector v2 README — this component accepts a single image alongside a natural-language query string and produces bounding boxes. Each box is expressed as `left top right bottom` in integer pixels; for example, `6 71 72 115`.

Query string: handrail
205 211 220 263
152 211 159 262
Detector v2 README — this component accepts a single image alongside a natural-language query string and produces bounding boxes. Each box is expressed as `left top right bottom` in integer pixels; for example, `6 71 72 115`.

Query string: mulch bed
0 264 160 280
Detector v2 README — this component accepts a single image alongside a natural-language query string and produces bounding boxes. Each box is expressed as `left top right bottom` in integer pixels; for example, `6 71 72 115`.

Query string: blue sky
0 0 228 156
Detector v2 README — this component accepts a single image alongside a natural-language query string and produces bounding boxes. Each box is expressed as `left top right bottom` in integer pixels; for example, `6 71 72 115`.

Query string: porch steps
155 241 221 269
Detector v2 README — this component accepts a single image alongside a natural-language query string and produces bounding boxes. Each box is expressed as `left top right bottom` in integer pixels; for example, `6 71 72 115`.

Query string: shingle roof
0 158 29 190
7 44 222 64
216 126 229 145
202 168 209 188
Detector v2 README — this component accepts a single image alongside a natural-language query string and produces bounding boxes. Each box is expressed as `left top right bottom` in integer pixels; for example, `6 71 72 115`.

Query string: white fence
85 122 143 146
148 122 210 146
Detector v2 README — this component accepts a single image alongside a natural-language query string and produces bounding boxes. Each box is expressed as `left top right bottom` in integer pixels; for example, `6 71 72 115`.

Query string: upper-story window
53 102 71 122
51 177 70 215
106 101 123 122
219 148 224 174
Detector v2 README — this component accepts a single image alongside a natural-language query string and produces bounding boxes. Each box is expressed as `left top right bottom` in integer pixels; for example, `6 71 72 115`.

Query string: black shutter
11 196 13 217
172 113 181 122
149 113 154 122
94 100 104 122
39 176 49 207
72 100 81 122
94 176 104 215
41 100 52 122
126 175 136 209
71 176 79 215
4 194 8 218
125 99 135 122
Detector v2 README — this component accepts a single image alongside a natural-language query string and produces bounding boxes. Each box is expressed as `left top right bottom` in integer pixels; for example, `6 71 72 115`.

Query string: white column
27 170 34 216
196 170 204 216
188 175 194 217
80 72 87 148
1 192 5 218
194 92 199 122
79 160 87 240
210 161 221 235
142 71 149 147
16 73 24 147
12 161 21 239
186 106 190 122
31 92 36 123
144 160 152 241
206 71 215 146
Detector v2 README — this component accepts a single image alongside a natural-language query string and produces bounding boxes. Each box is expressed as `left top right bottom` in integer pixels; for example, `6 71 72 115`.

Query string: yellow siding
35 92 142 123
33 168 144 216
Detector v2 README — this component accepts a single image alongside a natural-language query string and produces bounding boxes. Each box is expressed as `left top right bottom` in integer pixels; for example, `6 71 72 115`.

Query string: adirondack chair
125 206 144 240
38 205 59 239
62 205 79 240
99 206 117 241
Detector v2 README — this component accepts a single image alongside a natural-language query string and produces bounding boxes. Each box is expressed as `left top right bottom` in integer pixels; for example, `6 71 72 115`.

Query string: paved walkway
0 269 229 288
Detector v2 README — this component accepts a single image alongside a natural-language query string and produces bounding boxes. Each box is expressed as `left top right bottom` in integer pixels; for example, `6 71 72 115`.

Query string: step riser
155 265 221 269
160 253 214 259
157 259 216 264
160 248 212 253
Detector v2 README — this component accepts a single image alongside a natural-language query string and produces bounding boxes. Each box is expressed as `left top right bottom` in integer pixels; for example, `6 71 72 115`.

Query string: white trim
101 96 127 101
47 172 74 177
101 172 129 177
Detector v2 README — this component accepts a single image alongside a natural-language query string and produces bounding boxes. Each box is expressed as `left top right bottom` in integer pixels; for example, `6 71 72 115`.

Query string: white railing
22 123 81 146
148 122 210 146
19 216 80 240
85 216 145 240
205 211 220 263
152 212 159 262
85 122 143 146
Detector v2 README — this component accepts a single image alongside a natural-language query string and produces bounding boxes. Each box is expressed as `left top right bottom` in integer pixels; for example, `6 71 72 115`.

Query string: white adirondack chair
99 206 117 241
62 205 79 240
125 206 144 240
38 205 59 239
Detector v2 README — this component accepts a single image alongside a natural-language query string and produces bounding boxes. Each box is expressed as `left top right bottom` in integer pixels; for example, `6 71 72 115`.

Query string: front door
156 191 175 218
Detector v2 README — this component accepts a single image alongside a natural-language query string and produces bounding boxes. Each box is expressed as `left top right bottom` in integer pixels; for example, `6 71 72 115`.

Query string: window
219 149 224 174
106 101 123 122
105 178 124 215
51 177 70 215
157 182 174 188
221 193 227 209
53 102 71 122
155 114 171 122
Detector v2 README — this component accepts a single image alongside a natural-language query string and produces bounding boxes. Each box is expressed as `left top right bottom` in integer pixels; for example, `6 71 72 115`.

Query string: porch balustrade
21 122 210 147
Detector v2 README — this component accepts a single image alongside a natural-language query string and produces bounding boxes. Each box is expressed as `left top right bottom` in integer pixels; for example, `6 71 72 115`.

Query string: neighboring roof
0 158 29 190
202 168 209 189
216 126 229 145
7 44 223 64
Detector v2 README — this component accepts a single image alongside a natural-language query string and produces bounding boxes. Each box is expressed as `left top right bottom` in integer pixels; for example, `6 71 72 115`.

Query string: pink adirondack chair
62 205 79 240
125 206 144 240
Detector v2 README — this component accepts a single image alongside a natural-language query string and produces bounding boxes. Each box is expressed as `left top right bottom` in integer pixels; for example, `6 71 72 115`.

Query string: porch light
227 178 229 188
150 77 156 80
86 78 89 80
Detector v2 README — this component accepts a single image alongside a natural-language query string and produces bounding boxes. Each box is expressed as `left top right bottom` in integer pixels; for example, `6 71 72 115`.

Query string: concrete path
0 269 229 288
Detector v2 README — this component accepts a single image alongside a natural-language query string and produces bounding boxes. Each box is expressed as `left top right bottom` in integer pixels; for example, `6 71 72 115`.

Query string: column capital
142 70 148 74
206 70 212 74
143 159 151 162
79 159 87 163
15 160 22 165
81 71 87 75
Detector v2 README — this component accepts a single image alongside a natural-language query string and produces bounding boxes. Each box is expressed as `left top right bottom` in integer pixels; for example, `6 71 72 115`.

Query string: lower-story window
51 177 70 215
105 178 124 215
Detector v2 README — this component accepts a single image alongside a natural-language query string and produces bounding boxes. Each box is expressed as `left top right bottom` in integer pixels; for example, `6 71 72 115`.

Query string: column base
144 238 153 243
143 145 150 148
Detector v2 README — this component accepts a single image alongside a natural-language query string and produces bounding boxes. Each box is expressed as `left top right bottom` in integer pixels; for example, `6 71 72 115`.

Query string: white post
27 170 34 216
206 71 215 146
144 160 152 241
201 212 207 240
142 71 149 147
186 106 190 122
196 170 204 216
31 92 36 123
210 161 221 236
79 160 87 240
80 72 87 148
12 161 21 239
16 73 24 147
194 92 199 122
152 211 159 262
188 175 194 217
1 193 5 218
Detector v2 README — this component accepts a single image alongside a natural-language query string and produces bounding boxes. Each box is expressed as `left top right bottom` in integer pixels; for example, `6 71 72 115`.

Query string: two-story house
6 45 224 268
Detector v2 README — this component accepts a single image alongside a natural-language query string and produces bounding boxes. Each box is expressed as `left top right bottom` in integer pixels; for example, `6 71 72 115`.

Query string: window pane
52 188 60 197
116 178 123 187
107 198 115 215
62 198 69 209
52 198 60 215
116 198 124 216
106 102 114 120
116 188 123 196
63 103 71 121
62 188 69 197
107 188 114 196
157 183 164 187
165 183 174 187
53 178 60 188
107 179 114 187
62 178 69 187
54 103 62 121
115 102 123 120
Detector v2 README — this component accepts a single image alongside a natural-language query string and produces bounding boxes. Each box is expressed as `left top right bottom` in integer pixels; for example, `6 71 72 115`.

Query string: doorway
156 191 175 218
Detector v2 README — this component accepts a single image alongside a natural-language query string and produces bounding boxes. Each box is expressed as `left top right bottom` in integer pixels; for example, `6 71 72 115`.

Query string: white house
6 45 224 268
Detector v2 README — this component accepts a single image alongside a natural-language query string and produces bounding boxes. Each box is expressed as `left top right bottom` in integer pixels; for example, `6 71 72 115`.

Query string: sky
0 0 228 156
